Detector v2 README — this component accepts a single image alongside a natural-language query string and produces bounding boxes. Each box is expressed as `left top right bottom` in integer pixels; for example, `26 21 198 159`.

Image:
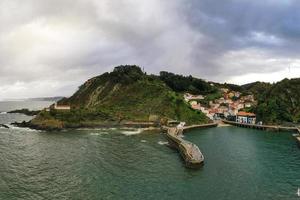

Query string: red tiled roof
237 111 256 117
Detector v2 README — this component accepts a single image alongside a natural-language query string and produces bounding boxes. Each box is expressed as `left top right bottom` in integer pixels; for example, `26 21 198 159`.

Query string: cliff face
255 78 300 124
31 65 209 129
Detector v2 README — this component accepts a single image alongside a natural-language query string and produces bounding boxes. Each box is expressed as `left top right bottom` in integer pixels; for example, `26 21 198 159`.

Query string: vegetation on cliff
30 65 209 129
159 71 217 95
254 78 300 124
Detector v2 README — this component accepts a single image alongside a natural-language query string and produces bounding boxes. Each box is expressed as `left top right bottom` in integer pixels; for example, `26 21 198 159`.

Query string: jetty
223 120 300 148
163 123 217 169
222 120 298 132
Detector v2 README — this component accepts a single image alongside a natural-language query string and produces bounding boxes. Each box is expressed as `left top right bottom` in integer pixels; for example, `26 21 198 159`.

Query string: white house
236 111 256 124
52 103 71 111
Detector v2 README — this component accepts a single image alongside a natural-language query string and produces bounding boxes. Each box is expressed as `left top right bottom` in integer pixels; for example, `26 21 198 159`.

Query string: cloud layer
0 0 299 99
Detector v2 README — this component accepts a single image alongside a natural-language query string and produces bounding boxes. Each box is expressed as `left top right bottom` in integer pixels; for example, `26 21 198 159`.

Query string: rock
0 124 9 129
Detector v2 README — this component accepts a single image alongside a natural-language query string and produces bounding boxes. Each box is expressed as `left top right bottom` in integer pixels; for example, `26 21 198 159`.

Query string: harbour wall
163 123 217 169
222 120 298 132
223 120 300 147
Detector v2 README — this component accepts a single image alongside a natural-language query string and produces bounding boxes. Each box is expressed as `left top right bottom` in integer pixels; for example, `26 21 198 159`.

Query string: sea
1 100 300 200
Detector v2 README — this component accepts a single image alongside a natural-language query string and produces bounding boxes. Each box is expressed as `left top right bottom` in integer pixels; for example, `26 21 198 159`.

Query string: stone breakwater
163 123 217 169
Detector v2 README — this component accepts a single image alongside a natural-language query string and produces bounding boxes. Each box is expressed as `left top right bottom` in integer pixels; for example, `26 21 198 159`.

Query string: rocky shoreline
11 120 159 132
8 109 41 116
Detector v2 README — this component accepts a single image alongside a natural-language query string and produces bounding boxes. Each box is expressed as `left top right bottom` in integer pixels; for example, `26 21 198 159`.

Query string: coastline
11 120 161 132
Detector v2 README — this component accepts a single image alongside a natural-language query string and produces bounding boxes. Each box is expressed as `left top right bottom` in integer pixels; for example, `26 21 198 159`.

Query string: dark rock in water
8 109 40 116
11 121 62 131
0 124 9 129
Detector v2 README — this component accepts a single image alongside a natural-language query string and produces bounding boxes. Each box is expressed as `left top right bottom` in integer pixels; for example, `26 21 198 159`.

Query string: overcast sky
0 0 300 100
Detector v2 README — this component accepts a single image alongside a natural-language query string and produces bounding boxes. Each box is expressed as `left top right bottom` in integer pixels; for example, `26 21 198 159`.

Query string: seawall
222 120 298 132
164 123 217 169
223 120 300 148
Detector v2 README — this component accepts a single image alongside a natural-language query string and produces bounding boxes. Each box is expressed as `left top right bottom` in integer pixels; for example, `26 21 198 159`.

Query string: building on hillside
242 95 254 102
244 101 253 108
228 92 235 98
50 103 71 111
184 93 204 102
214 113 225 120
220 88 229 93
191 103 201 110
236 111 256 124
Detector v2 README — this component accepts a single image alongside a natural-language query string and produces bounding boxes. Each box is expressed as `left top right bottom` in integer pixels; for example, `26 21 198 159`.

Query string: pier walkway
223 120 300 147
163 123 217 168
222 120 298 132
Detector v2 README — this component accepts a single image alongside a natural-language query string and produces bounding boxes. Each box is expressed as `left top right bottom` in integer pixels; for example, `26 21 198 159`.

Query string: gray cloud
0 0 299 99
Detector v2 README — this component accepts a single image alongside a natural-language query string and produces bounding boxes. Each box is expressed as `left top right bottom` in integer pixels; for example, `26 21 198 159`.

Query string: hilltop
27 65 209 130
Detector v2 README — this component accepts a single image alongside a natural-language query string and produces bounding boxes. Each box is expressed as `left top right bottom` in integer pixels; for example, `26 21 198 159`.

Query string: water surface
1 101 300 200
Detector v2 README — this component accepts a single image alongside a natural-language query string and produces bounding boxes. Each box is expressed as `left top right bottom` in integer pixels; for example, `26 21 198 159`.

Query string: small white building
52 103 71 111
184 93 204 102
236 112 256 124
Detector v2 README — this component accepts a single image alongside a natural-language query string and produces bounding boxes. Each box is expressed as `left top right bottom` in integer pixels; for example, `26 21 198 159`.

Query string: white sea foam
121 129 143 136
158 141 169 145
140 140 147 143
90 132 109 136
9 125 39 132
0 112 7 115
90 132 100 136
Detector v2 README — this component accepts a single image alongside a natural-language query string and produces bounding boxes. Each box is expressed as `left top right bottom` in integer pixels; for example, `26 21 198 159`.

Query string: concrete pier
164 123 217 169
223 120 300 148
222 120 298 132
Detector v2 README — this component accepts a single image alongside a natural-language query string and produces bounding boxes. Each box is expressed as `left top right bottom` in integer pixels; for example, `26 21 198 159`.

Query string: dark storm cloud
0 0 299 99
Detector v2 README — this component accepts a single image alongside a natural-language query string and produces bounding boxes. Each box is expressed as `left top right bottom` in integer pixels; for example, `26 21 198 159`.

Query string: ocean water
1 101 300 200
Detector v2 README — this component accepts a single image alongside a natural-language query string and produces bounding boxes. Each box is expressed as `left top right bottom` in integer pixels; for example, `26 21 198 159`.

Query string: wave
77 127 117 131
8 125 40 132
120 129 143 136
0 112 7 115
89 132 109 136
158 141 169 145
140 140 147 143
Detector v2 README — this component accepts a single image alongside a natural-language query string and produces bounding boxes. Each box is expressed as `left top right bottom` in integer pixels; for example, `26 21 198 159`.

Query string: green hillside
254 78 300 124
241 81 272 98
159 71 217 95
30 65 209 130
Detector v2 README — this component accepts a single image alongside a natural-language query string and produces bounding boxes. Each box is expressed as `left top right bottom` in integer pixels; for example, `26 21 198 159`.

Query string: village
184 88 258 124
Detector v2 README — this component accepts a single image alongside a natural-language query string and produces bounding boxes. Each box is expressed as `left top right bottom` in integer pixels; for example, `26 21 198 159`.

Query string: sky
0 0 300 99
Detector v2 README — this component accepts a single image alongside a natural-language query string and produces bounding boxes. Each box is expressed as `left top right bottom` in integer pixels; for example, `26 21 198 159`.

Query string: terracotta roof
237 111 256 117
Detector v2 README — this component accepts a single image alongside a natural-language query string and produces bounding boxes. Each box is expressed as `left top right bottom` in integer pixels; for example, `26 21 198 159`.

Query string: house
244 101 252 108
220 88 229 93
50 103 71 111
236 111 256 124
191 104 201 110
228 92 235 98
190 101 198 106
184 93 204 102
234 92 241 98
